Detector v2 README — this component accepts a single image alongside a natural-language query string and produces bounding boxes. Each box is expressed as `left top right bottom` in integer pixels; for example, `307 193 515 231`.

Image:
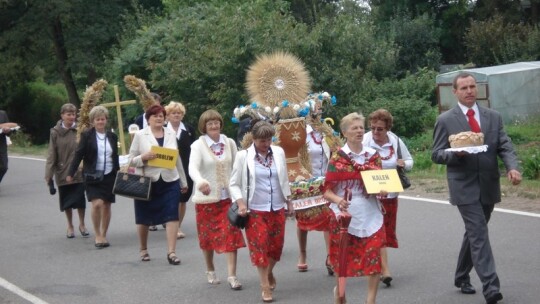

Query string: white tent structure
436 61 540 123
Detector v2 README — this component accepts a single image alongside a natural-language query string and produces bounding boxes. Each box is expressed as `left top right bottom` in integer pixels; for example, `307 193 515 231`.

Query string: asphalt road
1 156 539 304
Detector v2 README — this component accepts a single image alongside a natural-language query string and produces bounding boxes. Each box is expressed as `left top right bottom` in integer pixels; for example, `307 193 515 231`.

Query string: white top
458 102 481 128
250 150 287 211
306 124 329 177
95 132 113 175
229 144 291 211
204 135 229 199
189 134 237 204
363 130 414 198
328 143 383 238
166 122 186 140
128 127 188 185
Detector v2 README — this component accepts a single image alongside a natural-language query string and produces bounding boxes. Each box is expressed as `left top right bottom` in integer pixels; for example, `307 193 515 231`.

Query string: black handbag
228 166 249 229
84 170 104 184
396 135 411 189
113 166 152 201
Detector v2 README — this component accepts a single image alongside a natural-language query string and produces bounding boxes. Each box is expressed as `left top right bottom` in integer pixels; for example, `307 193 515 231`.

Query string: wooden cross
101 85 136 155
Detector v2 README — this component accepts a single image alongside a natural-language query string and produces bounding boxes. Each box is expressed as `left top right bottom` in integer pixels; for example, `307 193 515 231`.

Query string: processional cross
101 85 136 155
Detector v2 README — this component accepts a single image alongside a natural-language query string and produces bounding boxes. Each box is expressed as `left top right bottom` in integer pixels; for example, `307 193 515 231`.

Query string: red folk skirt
328 226 386 277
245 209 286 267
380 197 399 248
195 199 246 253
295 203 337 232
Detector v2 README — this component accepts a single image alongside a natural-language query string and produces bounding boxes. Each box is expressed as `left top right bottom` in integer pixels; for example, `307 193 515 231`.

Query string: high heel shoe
167 252 180 265
326 255 334 276
261 285 273 302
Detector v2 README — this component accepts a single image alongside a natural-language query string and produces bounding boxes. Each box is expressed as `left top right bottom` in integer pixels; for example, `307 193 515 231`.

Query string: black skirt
58 183 86 211
85 171 116 203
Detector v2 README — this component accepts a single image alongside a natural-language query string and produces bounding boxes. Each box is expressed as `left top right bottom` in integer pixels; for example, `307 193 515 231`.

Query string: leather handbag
228 166 249 229
113 166 152 201
395 135 411 189
84 170 104 184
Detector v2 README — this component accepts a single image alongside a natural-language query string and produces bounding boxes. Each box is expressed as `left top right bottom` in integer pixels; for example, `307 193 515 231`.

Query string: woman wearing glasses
363 109 413 287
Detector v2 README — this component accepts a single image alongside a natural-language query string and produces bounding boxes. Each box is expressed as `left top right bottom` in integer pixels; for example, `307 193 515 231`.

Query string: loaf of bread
449 131 484 148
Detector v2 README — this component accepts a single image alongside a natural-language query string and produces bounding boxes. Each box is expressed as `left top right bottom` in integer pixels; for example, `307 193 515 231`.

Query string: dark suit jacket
176 123 196 201
69 128 120 177
0 110 8 152
0 110 9 173
431 104 519 205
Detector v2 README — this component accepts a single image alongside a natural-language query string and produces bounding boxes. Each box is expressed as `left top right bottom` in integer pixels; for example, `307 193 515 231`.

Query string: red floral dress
324 147 386 277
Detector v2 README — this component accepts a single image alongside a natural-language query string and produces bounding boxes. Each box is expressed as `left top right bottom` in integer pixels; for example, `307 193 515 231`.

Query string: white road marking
401 195 540 218
0 277 50 304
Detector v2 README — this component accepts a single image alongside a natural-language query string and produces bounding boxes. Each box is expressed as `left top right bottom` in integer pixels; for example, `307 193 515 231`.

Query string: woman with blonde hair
323 112 387 304
67 106 119 248
165 101 196 239
189 109 245 289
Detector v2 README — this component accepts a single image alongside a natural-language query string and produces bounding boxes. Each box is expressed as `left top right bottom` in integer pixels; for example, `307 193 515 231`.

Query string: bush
520 148 540 180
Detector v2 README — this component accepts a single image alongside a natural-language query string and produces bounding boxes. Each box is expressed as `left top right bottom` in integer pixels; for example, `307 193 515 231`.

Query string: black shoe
486 292 503 304
456 282 476 294
381 276 393 287
167 252 181 265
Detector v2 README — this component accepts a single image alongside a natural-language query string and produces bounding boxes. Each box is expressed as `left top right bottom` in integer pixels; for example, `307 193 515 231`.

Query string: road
1 156 539 304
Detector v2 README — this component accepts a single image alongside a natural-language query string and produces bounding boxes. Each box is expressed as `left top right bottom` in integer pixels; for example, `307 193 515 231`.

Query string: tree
0 0 161 107
465 14 540 66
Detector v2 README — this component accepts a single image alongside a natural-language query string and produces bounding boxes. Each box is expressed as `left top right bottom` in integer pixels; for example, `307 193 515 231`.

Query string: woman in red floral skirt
229 120 294 303
323 112 387 304
363 109 414 287
189 110 245 290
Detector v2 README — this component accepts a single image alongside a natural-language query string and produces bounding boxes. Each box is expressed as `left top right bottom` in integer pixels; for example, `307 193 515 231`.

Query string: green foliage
342 68 438 138
409 150 434 171
520 148 540 180
384 13 442 75
8 81 67 144
108 0 401 137
465 15 540 66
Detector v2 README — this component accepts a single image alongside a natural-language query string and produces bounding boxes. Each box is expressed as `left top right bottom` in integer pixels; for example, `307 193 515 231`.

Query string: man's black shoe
456 282 476 294
486 292 503 304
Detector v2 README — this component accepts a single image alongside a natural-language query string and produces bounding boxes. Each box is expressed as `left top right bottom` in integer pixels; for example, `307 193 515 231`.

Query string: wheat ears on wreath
77 79 108 140
123 75 157 110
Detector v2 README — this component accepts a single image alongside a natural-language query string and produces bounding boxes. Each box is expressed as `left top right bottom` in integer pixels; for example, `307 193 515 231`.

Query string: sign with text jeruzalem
147 146 178 169
360 169 404 194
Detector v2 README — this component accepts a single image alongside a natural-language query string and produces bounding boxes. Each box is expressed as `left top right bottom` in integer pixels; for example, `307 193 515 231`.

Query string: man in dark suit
432 73 522 304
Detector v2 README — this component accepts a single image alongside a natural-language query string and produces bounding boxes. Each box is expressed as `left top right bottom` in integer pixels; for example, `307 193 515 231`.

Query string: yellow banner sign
360 169 404 194
147 146 178 169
